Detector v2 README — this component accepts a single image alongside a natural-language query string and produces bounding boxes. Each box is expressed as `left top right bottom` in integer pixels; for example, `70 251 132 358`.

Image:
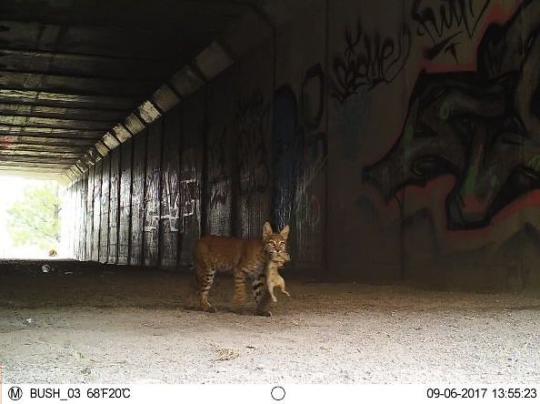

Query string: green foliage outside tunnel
7 184 61 251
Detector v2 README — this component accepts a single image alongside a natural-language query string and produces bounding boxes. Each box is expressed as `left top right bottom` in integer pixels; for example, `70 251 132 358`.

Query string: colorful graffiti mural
64 0 539 287
365 0 540 231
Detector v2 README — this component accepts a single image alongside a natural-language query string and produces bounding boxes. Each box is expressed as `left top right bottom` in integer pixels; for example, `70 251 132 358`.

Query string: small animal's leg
269 284 278 303
252 272 272 316
278 279 290 297
196 264 216 313
232 269 248 311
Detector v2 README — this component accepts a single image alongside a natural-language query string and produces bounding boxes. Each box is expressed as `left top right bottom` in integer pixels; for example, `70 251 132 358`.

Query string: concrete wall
65 0 540 289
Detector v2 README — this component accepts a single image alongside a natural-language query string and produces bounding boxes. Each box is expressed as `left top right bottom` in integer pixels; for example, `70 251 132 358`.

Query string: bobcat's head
262 221 290 261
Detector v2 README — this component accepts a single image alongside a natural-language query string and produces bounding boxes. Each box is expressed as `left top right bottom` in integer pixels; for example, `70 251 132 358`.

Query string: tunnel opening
0 174 62 259
0 0 539 387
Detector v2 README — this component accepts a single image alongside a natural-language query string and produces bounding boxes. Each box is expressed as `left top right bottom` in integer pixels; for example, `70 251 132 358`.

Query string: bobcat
266 251 291 303
193 222 290 316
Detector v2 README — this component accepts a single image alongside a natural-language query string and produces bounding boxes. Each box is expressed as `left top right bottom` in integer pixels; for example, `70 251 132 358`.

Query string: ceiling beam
0 20 201 60
0 71 156 97
0 46 165 62
0 157 75 166
0 2 248 29
0 153 79 162
0 89 137 109
0 135 96 145
0 125 103 139
0 166 64 173
0 48 173 79
0 114 114 130
0 103 128 121
0 143 87 152
0 149 83 158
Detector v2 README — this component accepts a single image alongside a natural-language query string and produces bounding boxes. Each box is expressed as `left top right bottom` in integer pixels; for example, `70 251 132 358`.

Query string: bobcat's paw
201 304 217 313
230 305 247 315
255 309 272 317
232 296 247 309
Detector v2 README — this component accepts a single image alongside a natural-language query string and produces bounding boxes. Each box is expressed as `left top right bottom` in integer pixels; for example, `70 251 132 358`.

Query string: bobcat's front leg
252 273 272 316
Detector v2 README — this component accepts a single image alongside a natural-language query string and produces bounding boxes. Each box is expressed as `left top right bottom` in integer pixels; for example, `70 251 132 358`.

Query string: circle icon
8 386 23 401
271 385 286 401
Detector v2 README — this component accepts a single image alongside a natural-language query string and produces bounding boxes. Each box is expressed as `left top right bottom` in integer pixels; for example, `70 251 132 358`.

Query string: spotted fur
193 222 290 316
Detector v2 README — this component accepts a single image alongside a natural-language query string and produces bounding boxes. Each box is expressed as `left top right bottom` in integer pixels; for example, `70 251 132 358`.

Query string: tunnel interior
1 0 540 386
1 0 540 288
2 0 540 284
0 0 332 278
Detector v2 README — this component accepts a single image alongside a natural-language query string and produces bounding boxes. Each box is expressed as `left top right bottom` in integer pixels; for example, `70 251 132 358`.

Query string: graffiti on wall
180 179 197 218
295 64 327 230
412 0 491 61
331 18 411 102
273 64 327 232
160 175 180 233
235 90 271 201
364 0 540 231
152 179 196 237
208 126 229 209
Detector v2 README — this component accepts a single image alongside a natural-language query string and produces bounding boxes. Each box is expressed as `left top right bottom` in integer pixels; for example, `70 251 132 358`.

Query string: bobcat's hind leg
196 264 216 313
251 273 272 316
232 269 248 312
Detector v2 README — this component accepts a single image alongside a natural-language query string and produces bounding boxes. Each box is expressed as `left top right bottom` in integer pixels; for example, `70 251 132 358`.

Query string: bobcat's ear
262 221 273 240
280 224 290 240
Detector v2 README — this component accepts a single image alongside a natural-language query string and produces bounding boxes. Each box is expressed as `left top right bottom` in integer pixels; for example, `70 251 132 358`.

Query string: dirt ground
0 261 539 384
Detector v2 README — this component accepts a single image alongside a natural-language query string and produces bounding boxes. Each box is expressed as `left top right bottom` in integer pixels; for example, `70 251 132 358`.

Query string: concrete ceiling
0 0 263 177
